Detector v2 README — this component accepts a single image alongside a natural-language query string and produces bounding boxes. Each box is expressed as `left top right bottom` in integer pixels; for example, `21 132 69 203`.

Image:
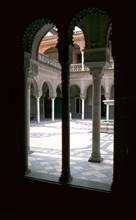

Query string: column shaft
27 80 30 151
36 97 40 123
81 98 85 120
51 97 55 121
59 62 72 182
89 68 103 162
106 104 110 121
58 39 72 182
81 51 84 71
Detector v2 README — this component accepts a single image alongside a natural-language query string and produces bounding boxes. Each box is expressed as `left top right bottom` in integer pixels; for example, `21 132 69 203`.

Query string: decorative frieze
23 18 52 53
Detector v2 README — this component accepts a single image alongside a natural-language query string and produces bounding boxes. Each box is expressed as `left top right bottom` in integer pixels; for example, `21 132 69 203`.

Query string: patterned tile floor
28 120 113 188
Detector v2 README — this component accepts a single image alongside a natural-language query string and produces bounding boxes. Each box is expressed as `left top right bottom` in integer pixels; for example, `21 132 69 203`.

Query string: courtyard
28 119 113 190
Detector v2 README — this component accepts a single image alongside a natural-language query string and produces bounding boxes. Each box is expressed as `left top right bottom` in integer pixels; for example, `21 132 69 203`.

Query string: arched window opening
23 20 62 178
68 7 114 187
23 8 114 191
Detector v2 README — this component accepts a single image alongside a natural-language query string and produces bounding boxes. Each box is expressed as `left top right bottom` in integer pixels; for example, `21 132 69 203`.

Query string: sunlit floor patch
29 119 113 186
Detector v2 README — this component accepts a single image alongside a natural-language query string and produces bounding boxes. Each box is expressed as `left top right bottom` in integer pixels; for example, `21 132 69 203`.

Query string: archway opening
24 9 114 189
26 23 62 178
68 8 114 186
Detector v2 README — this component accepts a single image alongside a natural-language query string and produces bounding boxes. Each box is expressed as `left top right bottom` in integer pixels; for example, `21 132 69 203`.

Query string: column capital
105 92 110 100
25 76 32 90
80 94 86 99
49 91 57 99
91 67 104 82
24 67 34 90
35 96 40 100
50 96 55 100
34 89 42 99
91 67 103 77
85 61 107 78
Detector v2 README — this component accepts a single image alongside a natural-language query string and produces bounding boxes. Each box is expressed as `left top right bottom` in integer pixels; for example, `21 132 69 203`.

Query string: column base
59 173 73 183
88 155 103 163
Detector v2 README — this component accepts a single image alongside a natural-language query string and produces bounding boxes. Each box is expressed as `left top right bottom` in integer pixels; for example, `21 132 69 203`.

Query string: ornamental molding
23 18 53 53
68 7 112 48
31 23 54 60
68 7 111 44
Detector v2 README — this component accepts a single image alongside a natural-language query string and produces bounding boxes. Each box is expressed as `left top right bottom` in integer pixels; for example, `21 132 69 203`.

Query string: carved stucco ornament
68 7 112 49
23 18 52 53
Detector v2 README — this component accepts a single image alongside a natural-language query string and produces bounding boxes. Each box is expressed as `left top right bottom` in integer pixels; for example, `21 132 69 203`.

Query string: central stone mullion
58 36 73 183
88 67 103 162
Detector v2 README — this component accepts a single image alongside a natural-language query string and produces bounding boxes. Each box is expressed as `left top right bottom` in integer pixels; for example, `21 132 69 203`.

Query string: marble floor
28 119 113 190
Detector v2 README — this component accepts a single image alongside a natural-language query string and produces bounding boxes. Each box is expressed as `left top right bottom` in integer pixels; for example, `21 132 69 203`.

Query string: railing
39 53 115 72
70 63 90 72
38 53 90 72
38 53 61 69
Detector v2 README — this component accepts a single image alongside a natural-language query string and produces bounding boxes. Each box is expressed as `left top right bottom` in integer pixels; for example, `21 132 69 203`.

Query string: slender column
26 78 31 151
24 53 38 174
81 50 84 71
106 103 110 121
42 96 45 120
88 67 103 162
24 73 31 174
58 37 73 183
81 98 85 120
51 97 55 121
105 93 110 122
27 78 34 155
36 97 40 123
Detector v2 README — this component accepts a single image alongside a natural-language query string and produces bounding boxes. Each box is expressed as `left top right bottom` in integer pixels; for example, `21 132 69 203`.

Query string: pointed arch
23 19 56 58
68 7 112 48
41 80 54 98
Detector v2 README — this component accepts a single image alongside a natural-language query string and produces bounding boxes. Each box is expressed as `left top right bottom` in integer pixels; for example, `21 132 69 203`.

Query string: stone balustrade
38 53 61 69
70 63 90 72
